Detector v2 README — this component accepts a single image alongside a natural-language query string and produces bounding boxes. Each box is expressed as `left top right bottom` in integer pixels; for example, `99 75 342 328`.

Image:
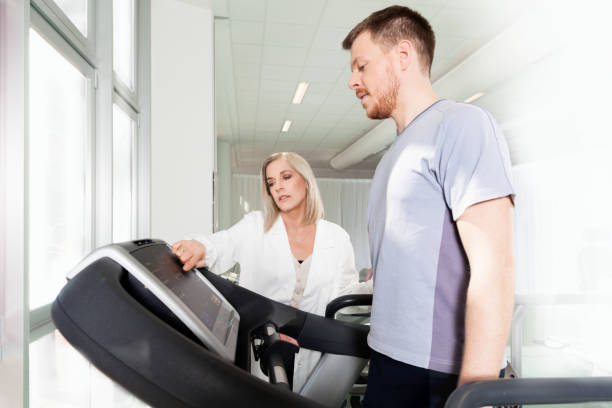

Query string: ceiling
213 0 531 176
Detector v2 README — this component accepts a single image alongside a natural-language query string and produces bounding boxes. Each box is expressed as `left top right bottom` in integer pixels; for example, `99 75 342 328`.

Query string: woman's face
265 159 308 213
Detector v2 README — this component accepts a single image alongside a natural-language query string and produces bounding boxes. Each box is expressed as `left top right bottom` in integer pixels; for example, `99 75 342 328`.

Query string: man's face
348 31 399 120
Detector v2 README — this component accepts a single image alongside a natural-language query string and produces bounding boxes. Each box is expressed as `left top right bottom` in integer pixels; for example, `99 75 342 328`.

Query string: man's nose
348 70 360 90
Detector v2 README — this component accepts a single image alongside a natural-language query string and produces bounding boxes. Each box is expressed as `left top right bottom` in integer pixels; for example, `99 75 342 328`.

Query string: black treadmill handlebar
444 376 612 408
200 269 371 361
325 294 373 318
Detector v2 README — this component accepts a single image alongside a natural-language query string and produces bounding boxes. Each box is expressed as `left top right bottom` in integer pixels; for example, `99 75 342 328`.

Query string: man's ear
397 40 414 71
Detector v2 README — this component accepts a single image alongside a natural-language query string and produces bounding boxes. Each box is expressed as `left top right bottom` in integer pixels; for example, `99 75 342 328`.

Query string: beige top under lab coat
191 211 370 391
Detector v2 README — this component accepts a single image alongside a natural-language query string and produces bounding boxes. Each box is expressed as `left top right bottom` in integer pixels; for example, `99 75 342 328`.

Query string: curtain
340 179 371 274
319 178 372 273
316 178 343 225
231 174 262 225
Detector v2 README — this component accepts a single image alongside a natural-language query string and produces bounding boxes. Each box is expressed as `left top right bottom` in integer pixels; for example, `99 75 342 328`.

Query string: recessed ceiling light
281 120 292 132
292 82 309 104
464 92 485 103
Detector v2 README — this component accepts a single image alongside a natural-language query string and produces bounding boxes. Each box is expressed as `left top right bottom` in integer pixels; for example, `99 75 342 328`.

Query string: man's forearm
455 196 516 387
457 263 514 387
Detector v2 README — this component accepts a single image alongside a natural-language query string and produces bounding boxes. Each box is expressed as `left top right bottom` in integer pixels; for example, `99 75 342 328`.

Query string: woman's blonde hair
260 152 325 231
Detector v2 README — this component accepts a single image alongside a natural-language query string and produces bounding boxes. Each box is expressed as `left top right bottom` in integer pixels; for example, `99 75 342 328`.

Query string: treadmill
52 239 372 408
53 238 612 407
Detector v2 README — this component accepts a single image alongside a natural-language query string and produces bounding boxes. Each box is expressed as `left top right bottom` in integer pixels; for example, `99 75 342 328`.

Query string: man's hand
171 240 207 271
456 196 515 387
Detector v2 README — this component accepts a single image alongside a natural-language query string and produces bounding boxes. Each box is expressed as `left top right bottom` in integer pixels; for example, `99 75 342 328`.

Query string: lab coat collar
267 215 335 249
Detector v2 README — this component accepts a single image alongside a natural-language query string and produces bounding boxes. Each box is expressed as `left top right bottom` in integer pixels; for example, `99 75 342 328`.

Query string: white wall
151 0 215 243
216 140 233 231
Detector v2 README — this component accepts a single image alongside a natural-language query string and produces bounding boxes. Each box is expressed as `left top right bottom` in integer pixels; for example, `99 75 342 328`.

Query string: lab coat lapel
267 217 339 303
303 220 336 298
268 215 296 273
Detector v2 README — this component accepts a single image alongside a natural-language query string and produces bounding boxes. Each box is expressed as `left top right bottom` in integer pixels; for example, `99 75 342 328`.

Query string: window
113 0 139 242
112 102 138 242
112 0 141 242
28 22 93 310
23 1 150 406
31 0 95 60
113 0 137 91
53 0 88 36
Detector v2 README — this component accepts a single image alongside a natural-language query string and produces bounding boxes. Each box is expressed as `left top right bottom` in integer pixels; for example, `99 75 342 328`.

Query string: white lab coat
191 211 369 391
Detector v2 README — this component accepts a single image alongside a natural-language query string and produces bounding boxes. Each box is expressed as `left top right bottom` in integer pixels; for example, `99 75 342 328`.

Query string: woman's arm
172 212 259 275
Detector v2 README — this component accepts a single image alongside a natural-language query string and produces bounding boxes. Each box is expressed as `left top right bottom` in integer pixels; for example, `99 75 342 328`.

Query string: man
343 6 515 407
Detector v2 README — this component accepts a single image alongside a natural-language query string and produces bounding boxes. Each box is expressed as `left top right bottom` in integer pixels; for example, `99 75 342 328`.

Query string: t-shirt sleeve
437 106 515 221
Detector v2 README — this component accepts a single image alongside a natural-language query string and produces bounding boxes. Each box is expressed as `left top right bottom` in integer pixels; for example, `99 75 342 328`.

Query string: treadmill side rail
444 377 612 408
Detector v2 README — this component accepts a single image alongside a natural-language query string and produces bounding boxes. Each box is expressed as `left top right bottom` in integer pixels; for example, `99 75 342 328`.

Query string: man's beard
367 67 399 120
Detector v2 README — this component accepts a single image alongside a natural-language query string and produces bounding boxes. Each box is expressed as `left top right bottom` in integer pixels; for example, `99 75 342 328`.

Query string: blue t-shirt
367 99 515 374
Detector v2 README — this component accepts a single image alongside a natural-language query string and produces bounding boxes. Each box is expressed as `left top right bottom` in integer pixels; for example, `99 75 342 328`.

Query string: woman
172 152 370 392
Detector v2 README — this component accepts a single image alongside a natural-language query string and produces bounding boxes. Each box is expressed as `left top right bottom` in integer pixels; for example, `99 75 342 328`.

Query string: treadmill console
131 244 239 349
67 239 239 361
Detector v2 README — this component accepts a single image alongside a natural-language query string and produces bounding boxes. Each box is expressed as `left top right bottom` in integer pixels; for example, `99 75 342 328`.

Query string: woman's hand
171 240 206 271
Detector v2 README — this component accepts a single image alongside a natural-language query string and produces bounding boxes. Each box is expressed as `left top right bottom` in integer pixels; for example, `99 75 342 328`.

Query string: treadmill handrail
444 376 612 408
325 294 373 318
200 269 371 361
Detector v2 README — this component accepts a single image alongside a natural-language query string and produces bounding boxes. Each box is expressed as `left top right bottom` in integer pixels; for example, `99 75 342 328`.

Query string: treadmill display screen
131 245 235 345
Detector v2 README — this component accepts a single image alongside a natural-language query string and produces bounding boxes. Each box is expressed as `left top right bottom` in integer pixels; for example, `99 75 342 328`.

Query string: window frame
112 93 140 242
113 0 140 111
31 0 95 64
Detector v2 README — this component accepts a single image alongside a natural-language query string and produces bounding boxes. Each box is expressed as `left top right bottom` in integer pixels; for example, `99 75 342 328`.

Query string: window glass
113 0 136 90
113 103 136 242
54 0 88 37
28 28 90 309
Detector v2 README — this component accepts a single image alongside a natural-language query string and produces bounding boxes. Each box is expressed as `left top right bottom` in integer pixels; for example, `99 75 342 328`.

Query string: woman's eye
359 64 365 71
267 182 274 187
283 175 291 180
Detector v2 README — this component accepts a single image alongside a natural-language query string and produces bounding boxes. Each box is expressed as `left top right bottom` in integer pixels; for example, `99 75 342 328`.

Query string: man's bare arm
456 196 515 387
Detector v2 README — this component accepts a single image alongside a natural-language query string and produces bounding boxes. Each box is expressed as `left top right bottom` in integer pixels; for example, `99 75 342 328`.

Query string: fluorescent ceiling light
292 82 309 104
464 92 485 103
281 120 292 132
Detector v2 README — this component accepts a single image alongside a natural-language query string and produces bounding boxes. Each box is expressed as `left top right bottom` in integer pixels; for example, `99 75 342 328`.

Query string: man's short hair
342 5 435 75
